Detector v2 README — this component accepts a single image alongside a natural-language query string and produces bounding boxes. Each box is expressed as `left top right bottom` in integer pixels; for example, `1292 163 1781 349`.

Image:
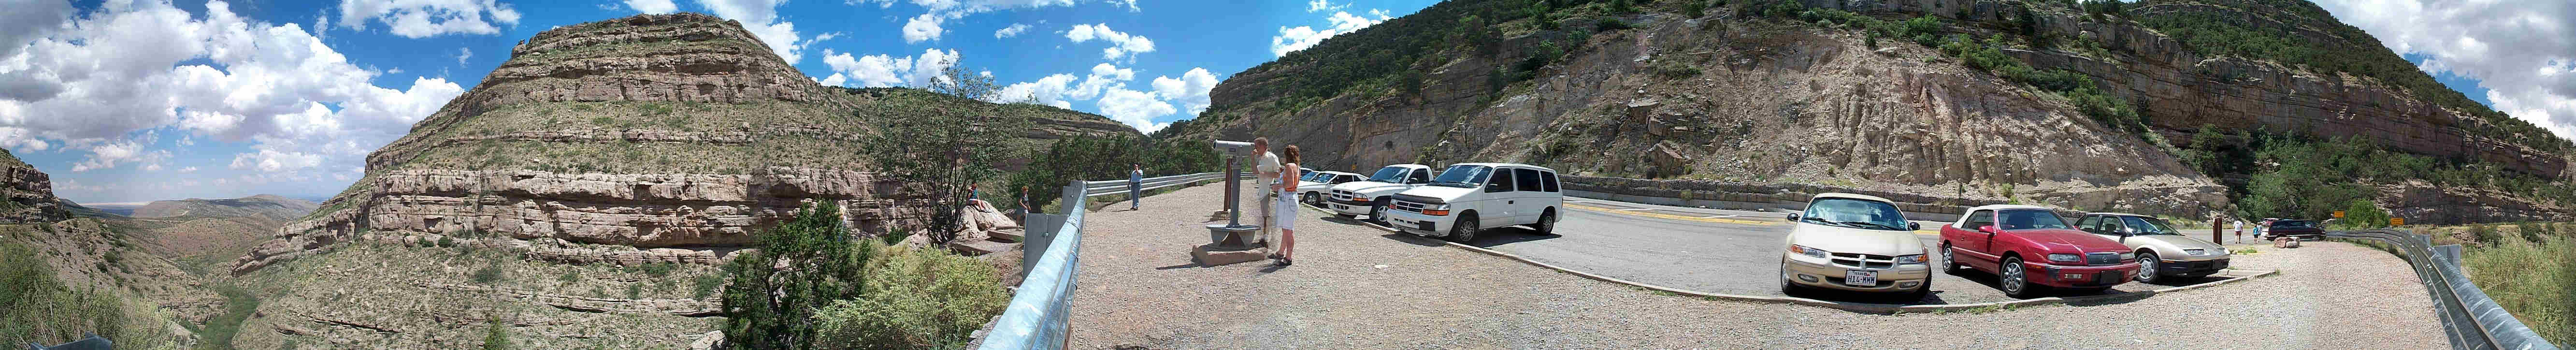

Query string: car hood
1787 223 1926 256
1395 185 1478 202
1332 181 1410 194
2013 229 2130 253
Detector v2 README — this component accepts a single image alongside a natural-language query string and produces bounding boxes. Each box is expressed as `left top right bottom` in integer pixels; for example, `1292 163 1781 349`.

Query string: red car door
1948 209 2000 269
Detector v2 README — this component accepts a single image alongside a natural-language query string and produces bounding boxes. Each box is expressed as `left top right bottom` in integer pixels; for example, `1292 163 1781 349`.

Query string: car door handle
1507 201 1514 204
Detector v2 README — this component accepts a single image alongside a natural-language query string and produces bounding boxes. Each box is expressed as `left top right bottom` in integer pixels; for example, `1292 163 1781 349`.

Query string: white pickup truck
1325 164 1436 221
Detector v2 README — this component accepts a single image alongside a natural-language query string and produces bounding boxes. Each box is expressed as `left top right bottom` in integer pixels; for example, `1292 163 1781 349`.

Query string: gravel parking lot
1069 184 2441 349
1439 199 2234 305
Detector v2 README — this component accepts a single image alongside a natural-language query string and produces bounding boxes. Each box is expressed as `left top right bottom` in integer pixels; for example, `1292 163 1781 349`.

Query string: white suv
1325 164 1436 220
1382 163 1563 242
1297 171 1364 205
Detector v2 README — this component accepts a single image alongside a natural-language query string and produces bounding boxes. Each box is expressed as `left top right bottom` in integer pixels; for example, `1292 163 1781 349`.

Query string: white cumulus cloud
994 23 1031 38
335 0 523 38
1151 67 1221 115
2316 0 2576 140
624 0 680 14
818 48 961 88
1270 11 1390 57
903 14 946 43
695 0 809 63
1065 23 1154 60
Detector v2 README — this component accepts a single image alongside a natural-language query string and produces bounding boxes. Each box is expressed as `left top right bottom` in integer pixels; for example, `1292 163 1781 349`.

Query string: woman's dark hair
1281 145 1301 165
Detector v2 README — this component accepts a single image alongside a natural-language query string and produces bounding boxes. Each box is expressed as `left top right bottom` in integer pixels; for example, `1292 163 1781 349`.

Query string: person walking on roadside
2232 218 2245 243
1129 163 1145 210
1270 146 1302 266
1252 138 1281 247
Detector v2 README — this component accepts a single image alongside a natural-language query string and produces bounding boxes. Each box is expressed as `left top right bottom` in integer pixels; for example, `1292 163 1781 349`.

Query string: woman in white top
1270 145 1302 266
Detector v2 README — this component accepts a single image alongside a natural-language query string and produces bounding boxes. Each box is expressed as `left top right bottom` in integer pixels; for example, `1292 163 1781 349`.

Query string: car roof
1323 171 1360 176
1446 162 1558 172
2084 212 2150 218
1964 204 2055 212
1810 192 1897 204
1377 163 1432 169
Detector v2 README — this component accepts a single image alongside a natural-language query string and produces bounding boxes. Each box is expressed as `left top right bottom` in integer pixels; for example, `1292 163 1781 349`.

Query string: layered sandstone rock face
1177 0 2570 219
0 149 67 223
1186 8 2231 216
234 13 1130 273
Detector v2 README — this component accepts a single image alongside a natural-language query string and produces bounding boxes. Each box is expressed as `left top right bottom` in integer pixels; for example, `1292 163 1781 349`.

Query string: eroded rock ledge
234 167 942 273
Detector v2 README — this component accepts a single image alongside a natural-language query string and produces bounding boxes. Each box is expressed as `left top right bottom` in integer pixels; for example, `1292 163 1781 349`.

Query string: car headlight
1789 245 1828 258
2118 252 2137 261
1895 254 1926 264
2184 248 2207 256
2046 253 2080 262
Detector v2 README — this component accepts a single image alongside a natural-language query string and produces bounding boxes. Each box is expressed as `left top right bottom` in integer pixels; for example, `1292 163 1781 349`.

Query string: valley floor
1069 184 2441 349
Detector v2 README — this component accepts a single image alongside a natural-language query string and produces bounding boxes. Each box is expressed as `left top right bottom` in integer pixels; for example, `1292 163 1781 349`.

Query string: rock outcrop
1170 0 2572 219
1182 5 2231 216
0 148 68 223
232 13 1135 274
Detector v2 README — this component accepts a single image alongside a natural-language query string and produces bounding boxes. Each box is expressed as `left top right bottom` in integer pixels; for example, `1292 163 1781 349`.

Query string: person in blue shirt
1128 164 1144 210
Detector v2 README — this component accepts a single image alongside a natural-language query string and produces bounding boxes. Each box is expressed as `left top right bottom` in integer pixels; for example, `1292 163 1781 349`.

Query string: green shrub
482 317 512 350
1684 1 1706 17
2461 234 2576 344
437 236 457 248
559 269 579 283
2 242 146 348
472 264 507 283
1595 16 1634 31
692 272 725 299
2473 224 2501 246
812 246 1011 350
723 203 875 349
626 283 643 299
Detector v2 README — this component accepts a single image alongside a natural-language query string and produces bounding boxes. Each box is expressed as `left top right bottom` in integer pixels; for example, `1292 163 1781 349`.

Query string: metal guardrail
981 180 1087 350
980 172 1222 349
1079 172 1222 197
2327 229 2561 350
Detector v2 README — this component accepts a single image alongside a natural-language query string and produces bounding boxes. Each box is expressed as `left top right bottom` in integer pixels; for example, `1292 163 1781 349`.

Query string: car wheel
1940 244 1962 275
2133 251 2160 284
1534 208 1557 235
1368 201 1388 222
1447 214 1480 243
2000 256 2040 299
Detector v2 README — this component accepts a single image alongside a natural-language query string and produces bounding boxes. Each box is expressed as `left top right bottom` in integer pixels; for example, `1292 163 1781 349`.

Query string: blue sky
1 0 2567 204
0 0 1439 203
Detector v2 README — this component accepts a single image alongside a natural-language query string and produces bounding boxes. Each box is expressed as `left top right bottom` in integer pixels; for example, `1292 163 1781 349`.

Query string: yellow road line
1565 204 1778 225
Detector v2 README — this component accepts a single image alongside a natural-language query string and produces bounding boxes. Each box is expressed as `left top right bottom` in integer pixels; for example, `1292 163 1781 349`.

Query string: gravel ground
1068 184 2442 349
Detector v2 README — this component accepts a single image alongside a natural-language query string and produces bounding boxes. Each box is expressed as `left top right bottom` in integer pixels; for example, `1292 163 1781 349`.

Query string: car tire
1940 244 1963 275
2133 251 2161 284
1447 213 1480 243
1368 200 1389 222
1302 193 1317 205
2000 256 2041 299
1534 208 1557 235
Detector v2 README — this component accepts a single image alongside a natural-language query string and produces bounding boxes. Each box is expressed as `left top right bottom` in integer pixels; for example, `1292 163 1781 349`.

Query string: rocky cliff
232 13 1132 274
1170 0 2571 219
212 13 1131 349
1179 0 2229 216
0 149 68 223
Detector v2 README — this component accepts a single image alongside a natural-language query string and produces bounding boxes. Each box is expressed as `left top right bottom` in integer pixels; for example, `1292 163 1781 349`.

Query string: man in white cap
1252 137 1280 246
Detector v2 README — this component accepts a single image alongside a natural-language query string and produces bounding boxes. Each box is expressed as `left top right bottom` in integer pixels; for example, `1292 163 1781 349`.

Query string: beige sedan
1779 193 1931 299
2075 212 2233 283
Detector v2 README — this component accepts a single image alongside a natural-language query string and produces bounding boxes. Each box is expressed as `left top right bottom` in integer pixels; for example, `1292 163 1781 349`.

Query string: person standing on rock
1270 146 1302 266
1252 137 1281 247
1129 163 1144 210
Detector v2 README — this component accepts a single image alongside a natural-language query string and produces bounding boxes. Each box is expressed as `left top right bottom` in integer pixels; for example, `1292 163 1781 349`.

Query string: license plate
1844 270 1876 286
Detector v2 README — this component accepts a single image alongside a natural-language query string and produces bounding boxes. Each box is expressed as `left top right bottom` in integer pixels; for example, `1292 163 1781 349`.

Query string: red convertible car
1938 204 2141 298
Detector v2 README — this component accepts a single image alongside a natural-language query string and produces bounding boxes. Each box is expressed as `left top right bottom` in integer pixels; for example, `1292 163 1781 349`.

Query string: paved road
1322 197 2231 305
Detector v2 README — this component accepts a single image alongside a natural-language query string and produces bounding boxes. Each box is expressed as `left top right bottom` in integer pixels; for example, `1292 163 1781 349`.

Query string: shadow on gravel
1154 263 1205 270
2137 275 2228 287
1375 233 1448 247
1456 226 1562 248
1784 286 1954 306
1942 268 2148 300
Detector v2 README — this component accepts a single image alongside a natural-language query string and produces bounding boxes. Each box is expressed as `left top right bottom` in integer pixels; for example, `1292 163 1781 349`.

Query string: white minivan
1381 163 1563 242
1326 164 1436 220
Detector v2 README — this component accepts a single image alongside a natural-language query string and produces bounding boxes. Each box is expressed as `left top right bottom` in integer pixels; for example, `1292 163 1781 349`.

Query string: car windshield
1427 165 1491 188
2275 220 2313 228
1799 198 1911 231
2119 216 2181 235
1997 209 2072 230
1367 167 1410 182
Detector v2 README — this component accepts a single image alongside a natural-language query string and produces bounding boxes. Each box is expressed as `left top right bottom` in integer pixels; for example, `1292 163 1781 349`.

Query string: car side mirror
1978 225 2000 234
1909 222 1921 231
1784 214 1801 221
